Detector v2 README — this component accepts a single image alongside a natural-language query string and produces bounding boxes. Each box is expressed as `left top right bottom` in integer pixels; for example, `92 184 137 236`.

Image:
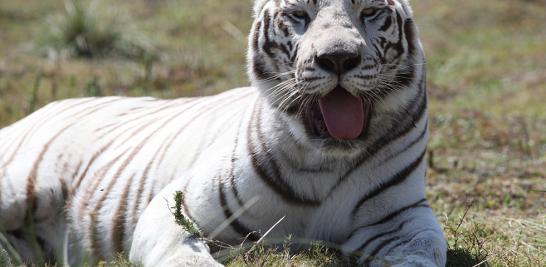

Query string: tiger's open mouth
303 86 372 141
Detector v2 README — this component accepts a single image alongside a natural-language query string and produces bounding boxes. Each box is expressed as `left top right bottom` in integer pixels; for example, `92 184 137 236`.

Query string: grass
172 191 202 238
224 241 356 267
0 0 545 266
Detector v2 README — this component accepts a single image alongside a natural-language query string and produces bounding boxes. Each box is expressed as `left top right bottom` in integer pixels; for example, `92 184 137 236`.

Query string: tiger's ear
397 0 414 17
388 0 414 17
253 0 270 18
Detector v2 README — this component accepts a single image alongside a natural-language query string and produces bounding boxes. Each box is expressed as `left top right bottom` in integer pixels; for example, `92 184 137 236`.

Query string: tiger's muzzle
291 4 383 141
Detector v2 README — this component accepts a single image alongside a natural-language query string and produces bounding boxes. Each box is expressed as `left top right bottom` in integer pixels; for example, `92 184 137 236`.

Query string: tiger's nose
315 51 361 75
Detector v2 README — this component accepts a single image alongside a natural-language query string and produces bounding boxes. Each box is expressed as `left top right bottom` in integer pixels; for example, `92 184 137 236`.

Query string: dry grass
0 0 544 266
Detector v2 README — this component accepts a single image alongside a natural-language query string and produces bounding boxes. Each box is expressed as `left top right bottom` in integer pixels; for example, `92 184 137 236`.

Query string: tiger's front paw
378 234 446 267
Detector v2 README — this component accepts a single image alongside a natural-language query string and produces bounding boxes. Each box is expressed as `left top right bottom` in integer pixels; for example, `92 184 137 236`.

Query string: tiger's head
248 0 424 153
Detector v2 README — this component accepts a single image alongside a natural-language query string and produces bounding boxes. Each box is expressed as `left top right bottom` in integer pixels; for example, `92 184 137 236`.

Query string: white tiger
0 0 447 266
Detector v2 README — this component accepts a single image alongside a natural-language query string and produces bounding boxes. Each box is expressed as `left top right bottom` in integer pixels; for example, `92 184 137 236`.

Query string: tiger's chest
180 145 373 245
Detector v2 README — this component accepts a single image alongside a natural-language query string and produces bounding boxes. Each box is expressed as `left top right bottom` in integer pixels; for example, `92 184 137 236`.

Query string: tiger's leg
0 160 68 265
129 180 222 267
0 120 72 264
0 218 66 265
342 202 447 267
0 159 70 265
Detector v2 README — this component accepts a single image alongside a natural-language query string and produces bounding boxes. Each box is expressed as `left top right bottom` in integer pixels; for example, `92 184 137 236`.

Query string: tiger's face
248 0 421 151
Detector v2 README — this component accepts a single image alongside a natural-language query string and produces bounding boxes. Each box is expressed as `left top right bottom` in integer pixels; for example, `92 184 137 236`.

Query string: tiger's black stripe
246 101 320 206
348 198 428 241
365 228 437 266
376 15 419 98
382 121 428 163
369 199 428 228
154 92 253 170
83 147 130 257
362 235 401 266
356 219 411 252
26 98 125 215
130 145 164 227
76 147 129 222
26 124 75 214
72 140 115 191
72 100 159 197
229 116 248 208
95 99 185 140
171 94 258 241
94 100 183 137
251 19 271 81
389 11 406 61
88 99 209 257
404 19 417 55
111 173 136 253
262 10 274 57
218 180 261 242
352 149 426 216
379 16 393 32
217 110 255 239
63 160 82 202
383 228 437 256
0 100 61 170
85 100 195 255
391 19 418 90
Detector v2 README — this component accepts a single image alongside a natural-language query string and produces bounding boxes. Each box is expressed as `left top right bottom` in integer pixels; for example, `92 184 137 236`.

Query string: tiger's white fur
0 0 447 266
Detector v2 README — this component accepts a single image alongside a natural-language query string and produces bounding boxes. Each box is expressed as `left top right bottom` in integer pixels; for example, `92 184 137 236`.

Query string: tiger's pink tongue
319 87 365 140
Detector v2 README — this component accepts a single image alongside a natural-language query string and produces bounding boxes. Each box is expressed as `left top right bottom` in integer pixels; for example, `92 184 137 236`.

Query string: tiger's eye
361 8 379 17
292 10 309 20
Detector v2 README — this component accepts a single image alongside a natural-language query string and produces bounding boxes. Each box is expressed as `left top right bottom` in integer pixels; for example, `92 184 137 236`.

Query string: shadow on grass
447 248 487 267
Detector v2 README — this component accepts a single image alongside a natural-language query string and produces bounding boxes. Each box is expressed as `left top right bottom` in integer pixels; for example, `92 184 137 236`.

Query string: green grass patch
172 191 202 238
36 0 157 61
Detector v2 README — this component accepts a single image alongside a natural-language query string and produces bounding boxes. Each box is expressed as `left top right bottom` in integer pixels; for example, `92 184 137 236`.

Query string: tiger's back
0 87 256 263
